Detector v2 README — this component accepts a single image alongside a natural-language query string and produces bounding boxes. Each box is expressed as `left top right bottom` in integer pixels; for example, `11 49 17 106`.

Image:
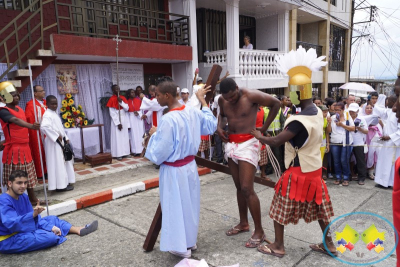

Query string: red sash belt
229 133 253 143
163 155 195 167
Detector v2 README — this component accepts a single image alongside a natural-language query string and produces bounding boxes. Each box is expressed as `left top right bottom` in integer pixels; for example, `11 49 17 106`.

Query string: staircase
6 50 57 93
0 0 57 92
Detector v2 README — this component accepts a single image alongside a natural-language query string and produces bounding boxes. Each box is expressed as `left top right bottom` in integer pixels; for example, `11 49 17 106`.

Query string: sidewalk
34 157 212 218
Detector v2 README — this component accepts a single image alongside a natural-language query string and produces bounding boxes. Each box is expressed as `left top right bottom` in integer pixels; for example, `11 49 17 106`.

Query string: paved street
1 167 397 267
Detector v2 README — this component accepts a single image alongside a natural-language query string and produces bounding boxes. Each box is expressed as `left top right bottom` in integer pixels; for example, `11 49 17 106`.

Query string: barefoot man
217 78 280 248
250 46 335 258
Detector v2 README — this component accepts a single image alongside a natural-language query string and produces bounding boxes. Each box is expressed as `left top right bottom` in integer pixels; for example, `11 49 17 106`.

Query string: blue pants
0 216 72 254
331 143 353 180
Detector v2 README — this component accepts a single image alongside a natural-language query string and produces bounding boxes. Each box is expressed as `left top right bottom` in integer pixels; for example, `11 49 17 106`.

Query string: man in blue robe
0 170 98 254
145 81 217 258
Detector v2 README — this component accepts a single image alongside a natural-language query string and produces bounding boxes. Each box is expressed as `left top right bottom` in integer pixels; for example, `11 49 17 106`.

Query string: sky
350 0 400 79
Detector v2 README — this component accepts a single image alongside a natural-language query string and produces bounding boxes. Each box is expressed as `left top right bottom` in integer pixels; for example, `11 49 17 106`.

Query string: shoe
328 173 334 179
216 159 223 164
56 184 74 192
375 184 388 189
155 165 160 169
188 244 197 251
116 157 122 161
169 249 191 258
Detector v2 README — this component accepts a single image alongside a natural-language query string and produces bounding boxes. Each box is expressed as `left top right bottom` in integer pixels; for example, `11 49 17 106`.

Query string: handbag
56 137 74 161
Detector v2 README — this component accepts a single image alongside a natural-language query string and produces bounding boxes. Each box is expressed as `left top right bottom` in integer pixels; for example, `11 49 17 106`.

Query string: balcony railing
54 0 190 45
204 49 285 79
296 41 323 57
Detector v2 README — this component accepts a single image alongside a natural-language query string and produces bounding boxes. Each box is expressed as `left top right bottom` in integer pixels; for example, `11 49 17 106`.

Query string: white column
278 11 289 52
183 0 198 90
225 0 241 78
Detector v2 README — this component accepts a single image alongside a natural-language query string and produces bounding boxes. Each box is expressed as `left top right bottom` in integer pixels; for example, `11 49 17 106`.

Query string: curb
42 167 212 218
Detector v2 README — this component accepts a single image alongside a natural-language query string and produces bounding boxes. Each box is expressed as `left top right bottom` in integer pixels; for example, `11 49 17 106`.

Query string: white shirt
243 44 253 50
350 116 367 146
331 116 354 145
212 94 221 117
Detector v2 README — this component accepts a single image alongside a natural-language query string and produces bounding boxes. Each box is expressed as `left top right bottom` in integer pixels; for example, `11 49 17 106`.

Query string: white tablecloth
65 127 100 159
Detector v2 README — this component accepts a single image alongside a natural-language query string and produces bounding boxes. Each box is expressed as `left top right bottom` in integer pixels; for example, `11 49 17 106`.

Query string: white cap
197 77 203 82
348 103 359 112
181 88 189 93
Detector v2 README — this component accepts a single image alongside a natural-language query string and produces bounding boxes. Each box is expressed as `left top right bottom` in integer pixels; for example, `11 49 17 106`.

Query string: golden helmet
0 81 17 104
276 46 327 102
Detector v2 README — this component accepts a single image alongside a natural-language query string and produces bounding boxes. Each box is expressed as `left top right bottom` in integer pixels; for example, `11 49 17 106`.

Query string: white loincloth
224 137 260 168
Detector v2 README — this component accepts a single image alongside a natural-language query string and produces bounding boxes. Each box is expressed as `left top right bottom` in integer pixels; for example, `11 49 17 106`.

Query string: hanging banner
111 63 144 91
55 64 79 94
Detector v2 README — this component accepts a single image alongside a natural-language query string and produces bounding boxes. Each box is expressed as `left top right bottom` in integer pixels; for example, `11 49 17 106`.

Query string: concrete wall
299 22 319 44
328 71 347 83
172 62 189 91
256 15 278 50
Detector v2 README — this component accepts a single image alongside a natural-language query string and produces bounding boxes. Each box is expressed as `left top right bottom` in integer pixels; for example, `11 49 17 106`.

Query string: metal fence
54 0 190 45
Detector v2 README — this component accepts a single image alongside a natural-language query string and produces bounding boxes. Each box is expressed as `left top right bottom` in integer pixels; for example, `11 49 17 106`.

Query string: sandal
369 174 375 180
342 181 349 186
352 175 358 181
358 181 365 185
257 244 285 258
333 180 341 185
226 226 249 236
322 175 327 180
245 234 267 248
309 243 338 257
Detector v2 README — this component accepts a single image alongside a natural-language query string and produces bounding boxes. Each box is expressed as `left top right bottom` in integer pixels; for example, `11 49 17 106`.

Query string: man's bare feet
226 223 250 236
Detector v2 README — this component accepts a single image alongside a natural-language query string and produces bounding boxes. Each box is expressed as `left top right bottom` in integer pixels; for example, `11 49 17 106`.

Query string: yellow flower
71 123 75 128
66 93 72 99
66 111 71 116
68 118 73 123
78 105 82 110
84 120 88 126
62 113 67 120
62 100 67 106
60 107 66 113
76 110 80 114
71 107 76 112
82 112 85 116
64 122 70 128
68 99 74 105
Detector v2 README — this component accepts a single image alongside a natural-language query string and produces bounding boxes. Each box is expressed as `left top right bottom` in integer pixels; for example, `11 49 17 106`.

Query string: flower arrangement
60 94 94 128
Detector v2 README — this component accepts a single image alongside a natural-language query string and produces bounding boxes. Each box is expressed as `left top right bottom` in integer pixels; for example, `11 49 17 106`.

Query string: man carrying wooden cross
145 81 217 258
217 78 280 248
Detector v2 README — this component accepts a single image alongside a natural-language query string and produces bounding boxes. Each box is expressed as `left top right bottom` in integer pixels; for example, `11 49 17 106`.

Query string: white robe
374 105 400 187
109 102 130 158
40 109 76 190
145 106 217 253
140 97 166 126
128 110 145 154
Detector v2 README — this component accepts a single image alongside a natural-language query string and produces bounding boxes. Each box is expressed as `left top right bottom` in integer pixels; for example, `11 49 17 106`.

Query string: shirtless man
217 78 280 248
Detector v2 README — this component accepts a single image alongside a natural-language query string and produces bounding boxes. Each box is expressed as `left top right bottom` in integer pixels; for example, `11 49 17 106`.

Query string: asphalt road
1 170 397 267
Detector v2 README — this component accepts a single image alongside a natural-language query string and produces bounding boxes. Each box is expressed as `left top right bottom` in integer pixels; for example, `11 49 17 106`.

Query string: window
0 0 34 10
329 25 346 71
